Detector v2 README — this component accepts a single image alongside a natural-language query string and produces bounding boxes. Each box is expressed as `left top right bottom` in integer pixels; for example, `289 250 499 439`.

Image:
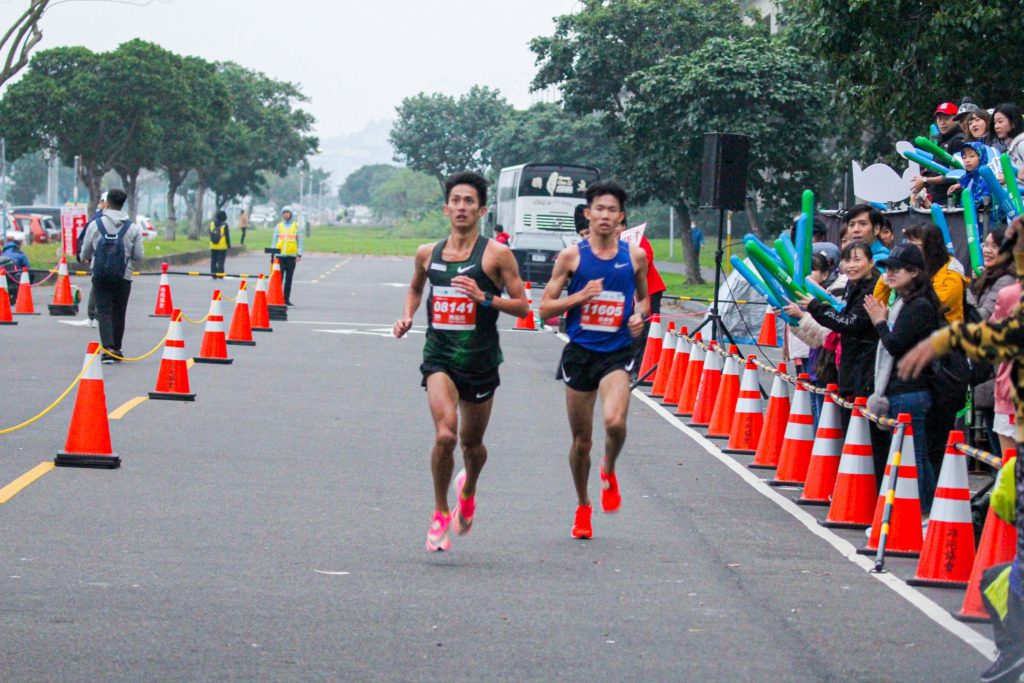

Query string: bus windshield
518 166 597 198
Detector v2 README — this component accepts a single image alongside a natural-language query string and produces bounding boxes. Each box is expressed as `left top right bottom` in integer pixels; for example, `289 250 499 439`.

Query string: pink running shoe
451 468 475 536
425 510 451 552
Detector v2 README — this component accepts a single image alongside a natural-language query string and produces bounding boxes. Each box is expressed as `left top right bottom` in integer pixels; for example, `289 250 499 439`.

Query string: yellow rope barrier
0 353 98 435
178 311 211 325
99 334 168 362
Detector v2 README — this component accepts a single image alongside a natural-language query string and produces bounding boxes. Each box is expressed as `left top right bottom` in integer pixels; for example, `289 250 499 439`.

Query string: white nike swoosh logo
614 262 629 269
475 391 492 399
457 265 474 274
625 359 636 371
561 367 572 382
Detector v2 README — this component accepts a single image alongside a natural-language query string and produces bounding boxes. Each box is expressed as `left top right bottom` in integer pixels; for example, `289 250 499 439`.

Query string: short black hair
106 188 127 210
445 171 488 205
585 180 627 210
845 204 882 229
215 210 227 222
573 204 588 233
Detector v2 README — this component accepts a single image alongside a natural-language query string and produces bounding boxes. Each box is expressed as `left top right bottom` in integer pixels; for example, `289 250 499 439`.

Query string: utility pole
668 206 675 260
72 155 80 204
0 138 8 236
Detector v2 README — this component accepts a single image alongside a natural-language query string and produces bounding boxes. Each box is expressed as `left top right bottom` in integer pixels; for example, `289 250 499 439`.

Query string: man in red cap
912 102 966 205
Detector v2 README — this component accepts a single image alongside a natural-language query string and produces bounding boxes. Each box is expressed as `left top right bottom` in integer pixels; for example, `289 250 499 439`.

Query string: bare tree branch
0 0 47 89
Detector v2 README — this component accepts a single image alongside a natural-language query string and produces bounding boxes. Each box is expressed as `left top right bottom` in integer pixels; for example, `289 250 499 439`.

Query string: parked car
13 214 59 244
10 205 61 224
510 232 574 285
135 214 158 240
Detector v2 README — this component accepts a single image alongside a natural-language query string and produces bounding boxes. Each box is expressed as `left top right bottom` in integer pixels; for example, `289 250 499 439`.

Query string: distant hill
311 120 396 187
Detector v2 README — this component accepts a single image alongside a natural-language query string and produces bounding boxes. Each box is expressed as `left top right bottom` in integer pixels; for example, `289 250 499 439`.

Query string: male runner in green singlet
394 172 530 552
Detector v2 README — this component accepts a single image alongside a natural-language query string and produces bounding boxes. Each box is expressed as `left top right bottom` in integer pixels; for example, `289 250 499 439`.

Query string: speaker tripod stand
690 208 737 348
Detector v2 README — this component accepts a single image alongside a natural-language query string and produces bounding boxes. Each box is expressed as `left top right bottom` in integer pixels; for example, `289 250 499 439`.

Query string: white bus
490 163 600 238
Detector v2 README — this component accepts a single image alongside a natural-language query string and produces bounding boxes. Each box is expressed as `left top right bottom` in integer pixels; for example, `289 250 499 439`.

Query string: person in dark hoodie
912 102 966 204
209 210 231 279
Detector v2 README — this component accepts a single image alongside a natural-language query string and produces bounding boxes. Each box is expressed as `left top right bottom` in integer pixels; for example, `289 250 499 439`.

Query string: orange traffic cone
724 356 764 454
860 414 923 558
822 397 876 529
251 274 272 332
14 268 37 315
150 263 173 317
637 314 663 384
514 282 538 331
193 291 233 365
757 308 778 347
662 328 690 406
689 341 722 427
769 374 816 486
48 255 78 316
675 333 704 416
267 258 288 321
749 363 790 470
149 310 195 401
227 280 256 346
953 450 1018 623
706 344 741 439
650 322 677 397
908 431 975 588
0 268 17 325
798 384 843 505
54 342 119 468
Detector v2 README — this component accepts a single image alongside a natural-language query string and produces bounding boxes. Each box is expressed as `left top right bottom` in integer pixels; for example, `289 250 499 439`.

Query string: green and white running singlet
422 236 503 373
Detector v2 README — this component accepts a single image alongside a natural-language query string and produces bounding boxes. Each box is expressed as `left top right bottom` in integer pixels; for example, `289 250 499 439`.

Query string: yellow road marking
0 462 54 504
109 396 148 420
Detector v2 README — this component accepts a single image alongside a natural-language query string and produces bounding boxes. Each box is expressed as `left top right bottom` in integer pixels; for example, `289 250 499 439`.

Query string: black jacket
808 273 880 398
876 296 940 396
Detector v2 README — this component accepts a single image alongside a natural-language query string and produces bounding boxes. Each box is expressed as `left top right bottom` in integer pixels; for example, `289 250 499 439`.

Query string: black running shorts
421 363 500 404
556 341 636 392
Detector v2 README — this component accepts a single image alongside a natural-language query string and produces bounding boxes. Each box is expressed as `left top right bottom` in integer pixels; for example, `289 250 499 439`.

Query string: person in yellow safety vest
209 210 231 280
271 205 303 305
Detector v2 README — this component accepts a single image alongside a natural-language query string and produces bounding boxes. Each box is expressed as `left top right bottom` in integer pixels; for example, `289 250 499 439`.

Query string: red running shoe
571 505 593 539
600 468 621 513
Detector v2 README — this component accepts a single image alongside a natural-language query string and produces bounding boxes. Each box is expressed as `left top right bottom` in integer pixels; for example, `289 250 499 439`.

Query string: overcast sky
0 0 580 139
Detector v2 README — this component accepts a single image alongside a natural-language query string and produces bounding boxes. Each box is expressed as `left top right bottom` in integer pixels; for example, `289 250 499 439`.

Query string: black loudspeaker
699 132 750 211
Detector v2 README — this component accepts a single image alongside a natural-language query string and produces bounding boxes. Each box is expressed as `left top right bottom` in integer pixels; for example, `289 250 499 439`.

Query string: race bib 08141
431 286 477 331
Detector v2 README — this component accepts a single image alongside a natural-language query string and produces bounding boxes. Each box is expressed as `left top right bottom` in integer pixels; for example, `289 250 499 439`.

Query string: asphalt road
0 252 997 681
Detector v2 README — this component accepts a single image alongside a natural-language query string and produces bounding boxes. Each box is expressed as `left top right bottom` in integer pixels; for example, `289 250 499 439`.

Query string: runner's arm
451 242 530 318
629 244 650 337
394 244 431 338
539 247 600 320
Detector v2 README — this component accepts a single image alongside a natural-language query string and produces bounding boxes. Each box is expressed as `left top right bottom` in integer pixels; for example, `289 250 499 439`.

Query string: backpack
209 222 223 244
92 218 131 284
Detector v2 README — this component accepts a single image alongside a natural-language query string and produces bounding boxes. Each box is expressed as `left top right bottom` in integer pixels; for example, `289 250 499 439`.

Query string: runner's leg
457 397 494 498
426 373 460 513
598 369 631 474
566 387 598 507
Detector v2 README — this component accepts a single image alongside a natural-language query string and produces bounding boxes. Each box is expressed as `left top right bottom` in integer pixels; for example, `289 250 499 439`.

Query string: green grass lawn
21 237 223 273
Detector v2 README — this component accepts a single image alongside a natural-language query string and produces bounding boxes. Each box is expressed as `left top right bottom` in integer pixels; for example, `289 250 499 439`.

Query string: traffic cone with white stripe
757 309 778 347
954 449 1018 622
749 363 790 470
514 282 538 331
193 291 233 365
251 274 272 332
798 385 843 505
909 431 975 588
150 263 173 317
724 356 764 454
650 322 676 397
706 344 742 439
227 280 256 346
48 256 78 315
662 328 690 406
0 267 16 325
822 397 876 529
860 415 923 558
674 333 704 416
689 341 722 427
267 258 288 321
54 342 119 468
149 310 195 401
769 374 816 486
14 268 37 315
637 313 662 384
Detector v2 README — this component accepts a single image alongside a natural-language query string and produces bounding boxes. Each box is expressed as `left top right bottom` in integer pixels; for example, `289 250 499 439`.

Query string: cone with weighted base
251 274 272 332
749 363 790 469
689 341 722 427
514 281 538 331
150 263 173 317
14 268 37 315
149 310 195 401
908 431 975 588
662 328 689 406
637 314 662 384
706 345 741 439
227 280 256 346
55 342 119 469
650 323 677 398
822 397 876 529
674 333 704 416
48 256 78 315
267 258 288 321
953 450 1018 623
798 384 843 505
724 356 763 454
193 291 233 365
859 415 923 558
769 374 815 486
0 268 17 325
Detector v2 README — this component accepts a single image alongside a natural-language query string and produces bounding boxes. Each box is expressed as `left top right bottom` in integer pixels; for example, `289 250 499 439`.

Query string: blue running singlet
566 239 635 353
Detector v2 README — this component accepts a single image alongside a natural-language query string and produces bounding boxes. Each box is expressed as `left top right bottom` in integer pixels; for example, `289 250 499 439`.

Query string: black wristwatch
481 292 494 307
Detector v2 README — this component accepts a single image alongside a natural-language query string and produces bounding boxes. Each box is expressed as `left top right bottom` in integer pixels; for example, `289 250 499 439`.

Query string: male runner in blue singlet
394 172 530 552
539 181 649 539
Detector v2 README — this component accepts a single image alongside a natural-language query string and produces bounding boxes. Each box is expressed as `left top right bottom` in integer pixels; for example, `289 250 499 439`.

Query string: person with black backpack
79 188 144 364
209 210 231 279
